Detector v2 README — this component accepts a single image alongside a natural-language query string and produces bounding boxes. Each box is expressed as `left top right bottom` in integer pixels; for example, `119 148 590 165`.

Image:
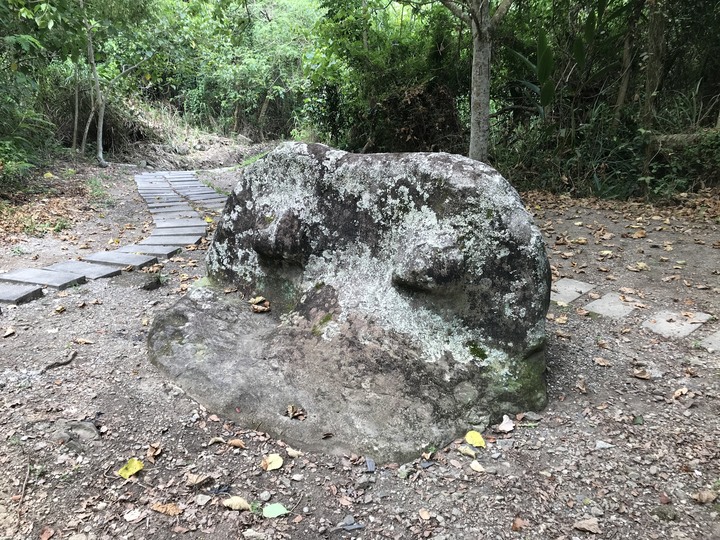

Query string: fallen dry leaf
286 447 303 458
261 453 283 471
469 460 485 473
573 517 601 534
3 327 15 338
39 526 55 540
511 516 529 531
497 414 515 433
146 442 162 464
594 357 611 367
633 368 651 380
692 490 718 504
227 438 246 449
223 496 251 511
151 502 182 516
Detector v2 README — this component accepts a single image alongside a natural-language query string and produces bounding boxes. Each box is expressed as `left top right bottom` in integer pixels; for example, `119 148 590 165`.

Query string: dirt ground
0 150 719 540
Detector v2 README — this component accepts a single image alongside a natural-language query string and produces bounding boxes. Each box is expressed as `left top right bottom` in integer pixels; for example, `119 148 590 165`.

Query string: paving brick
551 278 595 304
151 212 200 220
584 293 636 319
140 235 202 246
84 251 158 269
154 218 207 228
119 244 183 258
700 329 720 352
44 261 121 280
642 310 711 339
151 226 207 236
148 205 194 213
0 268 86 290
0 283 44 304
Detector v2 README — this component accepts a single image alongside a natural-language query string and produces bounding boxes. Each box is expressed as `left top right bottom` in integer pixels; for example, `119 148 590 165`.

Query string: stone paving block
642 310 712 339
140 235 202 246
84 251 158 269
151 226 207 236
151 212 200 220
584 293 636 319
700 329 720 352
154 218 207 228
44 261 121 280
0 283 44 304
148 203 193 211
119 244 182 258
551 278 595 304
0 268 86 290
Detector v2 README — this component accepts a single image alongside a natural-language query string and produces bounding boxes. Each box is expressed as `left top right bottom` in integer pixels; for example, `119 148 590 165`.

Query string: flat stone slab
84 251 158 269
0 268 86 290
0 283 44 305
154 219 207 228
642 310 712 339
140 235 202 246
700 329 720 352
148 205 194 213
551 278 595 304
119 244 183 258
44 261 122 280
151 226 207 236
151 212 200 221
584 293 636 319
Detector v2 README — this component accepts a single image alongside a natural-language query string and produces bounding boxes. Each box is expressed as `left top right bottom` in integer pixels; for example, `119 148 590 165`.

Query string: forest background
2 0 719 200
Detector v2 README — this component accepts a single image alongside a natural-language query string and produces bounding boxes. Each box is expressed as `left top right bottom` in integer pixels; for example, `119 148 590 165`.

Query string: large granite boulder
148 142 551 462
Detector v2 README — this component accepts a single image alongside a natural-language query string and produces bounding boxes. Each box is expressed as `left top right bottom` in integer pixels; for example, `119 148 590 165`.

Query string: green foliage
302 1 468 152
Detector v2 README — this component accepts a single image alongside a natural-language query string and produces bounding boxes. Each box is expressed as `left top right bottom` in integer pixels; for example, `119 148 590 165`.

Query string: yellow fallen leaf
204 217 214 223
43 172 55 178
465 430 485 448
117 457 144 479
223 496 251 511
469 460 485 473
261 453 283 471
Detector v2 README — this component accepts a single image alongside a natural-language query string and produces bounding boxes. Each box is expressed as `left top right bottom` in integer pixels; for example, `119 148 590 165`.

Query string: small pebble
259 490 272 502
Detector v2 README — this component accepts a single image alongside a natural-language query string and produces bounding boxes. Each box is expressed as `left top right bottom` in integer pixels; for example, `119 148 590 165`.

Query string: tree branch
439 0 470 23
490 0 514 29
110 54 154 85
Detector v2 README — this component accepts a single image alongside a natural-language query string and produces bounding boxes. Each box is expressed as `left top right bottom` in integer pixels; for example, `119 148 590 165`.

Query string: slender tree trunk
469 0 491 162
81 0 108 167
613 0 644 124
72 64 79 152
80 86 95 156
641 0 666 179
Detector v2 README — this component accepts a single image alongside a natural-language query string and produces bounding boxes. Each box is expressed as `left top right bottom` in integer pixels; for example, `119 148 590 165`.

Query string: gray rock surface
148 142 551 462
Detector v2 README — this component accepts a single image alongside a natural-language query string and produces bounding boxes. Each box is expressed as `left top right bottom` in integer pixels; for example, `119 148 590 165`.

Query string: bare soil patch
1 158 719 540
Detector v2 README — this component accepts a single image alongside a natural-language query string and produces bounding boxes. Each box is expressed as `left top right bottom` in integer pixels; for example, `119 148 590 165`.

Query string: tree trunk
72 64 79 152
469 0 491 162
641 0 666 179
83 1 108 168
613 0 644 124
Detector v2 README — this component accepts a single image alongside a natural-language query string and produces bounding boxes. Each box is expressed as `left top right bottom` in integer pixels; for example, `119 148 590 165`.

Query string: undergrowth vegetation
1 0 719 200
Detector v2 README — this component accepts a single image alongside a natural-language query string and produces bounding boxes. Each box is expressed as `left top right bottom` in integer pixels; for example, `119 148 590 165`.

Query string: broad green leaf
262 502 289 518
540 81 555 107
572 36 585 70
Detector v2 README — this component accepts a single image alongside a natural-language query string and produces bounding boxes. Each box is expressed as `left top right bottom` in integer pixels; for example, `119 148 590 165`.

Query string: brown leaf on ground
574 517 601 534
150 502 182 516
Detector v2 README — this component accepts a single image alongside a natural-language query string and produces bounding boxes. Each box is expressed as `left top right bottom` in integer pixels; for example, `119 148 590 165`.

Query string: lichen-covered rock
148 142 551 462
